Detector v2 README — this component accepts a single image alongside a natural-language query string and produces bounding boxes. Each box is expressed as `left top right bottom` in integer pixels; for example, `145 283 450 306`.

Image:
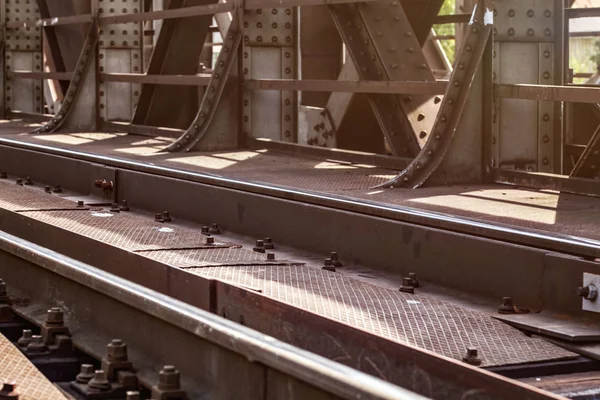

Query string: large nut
158 365 180 390
107 339 128 362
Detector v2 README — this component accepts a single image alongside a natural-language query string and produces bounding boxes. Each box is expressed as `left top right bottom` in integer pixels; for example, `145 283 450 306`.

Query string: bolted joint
577 284 598 301
0 382 18 399
462 347 482 366
110 203 120 213
17 330 33 348
88 370 111 392
120 200 130 212
322 258 336 272
498 297 515 314
26 335 48 354
209 223 221 234
126 391 140 400
264 237 274 250
330 252 342 268
408 272 420 288
46 307 64 326
107 339 128 362
158 366 181 390
399 277 415 294
162 211 172 223
76 364 95 384
253 240 265 253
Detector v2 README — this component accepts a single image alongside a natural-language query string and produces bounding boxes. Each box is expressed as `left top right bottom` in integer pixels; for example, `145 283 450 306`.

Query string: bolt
53 185 62 193
201 226 210 235
158 365 180 390
209 223 221 234
155 213 164 223
107 339 128 362
206 236 215 245
408 272 420 288
26 335 48 354
264 237 274 250
77 200 84 207
253 240 265 253
88 370 111 391
110 203 120 213
120 200 130 211
577 284 598 301
267 253 276 261
44 186 51 194
322 258 336 272
330 252 342 268
0 172 7 179
399 277 415 294
0 383 18 399
498 297 515 314
162 211 172 222
0 279 6 298
17 330 33 347
462 347 482 366
76 364 95 384
24 177 33 185
46 307 64 326
126 392 140 400
15 178 23 186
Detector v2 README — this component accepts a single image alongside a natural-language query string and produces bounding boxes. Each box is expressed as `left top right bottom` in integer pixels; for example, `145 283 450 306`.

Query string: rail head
0 228 425 400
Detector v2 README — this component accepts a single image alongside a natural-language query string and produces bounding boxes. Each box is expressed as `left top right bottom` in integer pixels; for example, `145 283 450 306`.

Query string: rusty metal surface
192 264 577 367
494 313 600 342
138 247 303 267
0 332 66 400
0 180 87 212
240 170 396 191
19 209 240 251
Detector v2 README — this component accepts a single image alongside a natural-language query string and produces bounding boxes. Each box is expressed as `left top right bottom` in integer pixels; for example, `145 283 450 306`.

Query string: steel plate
494 313 600 342
138 247 304 267
238 169 396 191
0 333 66 400
192 265 577 367
20 210 240 251
0 180 87 211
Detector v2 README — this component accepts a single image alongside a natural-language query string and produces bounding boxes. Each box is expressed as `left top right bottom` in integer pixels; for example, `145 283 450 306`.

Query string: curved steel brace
165 14 241 153
33 22 99 134
378 1 493 189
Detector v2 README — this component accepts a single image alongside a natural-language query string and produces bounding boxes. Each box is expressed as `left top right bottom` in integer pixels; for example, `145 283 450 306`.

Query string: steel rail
0 138 599 260
0 229 425 400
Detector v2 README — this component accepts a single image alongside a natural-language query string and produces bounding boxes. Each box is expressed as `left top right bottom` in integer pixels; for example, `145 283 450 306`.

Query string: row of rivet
328 4 419 156
382 3 491 188
34 25 98 133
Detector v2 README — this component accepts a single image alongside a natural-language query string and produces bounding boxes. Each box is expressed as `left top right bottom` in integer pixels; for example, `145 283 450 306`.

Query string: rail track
1 137 600 399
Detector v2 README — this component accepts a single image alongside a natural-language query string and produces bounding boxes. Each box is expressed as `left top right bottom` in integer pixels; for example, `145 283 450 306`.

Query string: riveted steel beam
2 2 44 116
380 0 493 188
328 0 442 157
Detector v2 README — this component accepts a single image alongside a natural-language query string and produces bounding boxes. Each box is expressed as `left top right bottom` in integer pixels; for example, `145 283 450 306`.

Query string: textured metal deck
138 247 304 267
0 332 66 400
0 179 88 212
192 265 577 367
20 210 240 251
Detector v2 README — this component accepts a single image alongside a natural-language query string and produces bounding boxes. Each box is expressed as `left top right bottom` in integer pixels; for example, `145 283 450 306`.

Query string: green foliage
592 39 600 69
434 0 458 63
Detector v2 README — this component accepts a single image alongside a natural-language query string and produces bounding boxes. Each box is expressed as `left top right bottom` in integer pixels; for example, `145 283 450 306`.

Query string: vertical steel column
492 0 559 173
98 0 143 123
242 6 298 142
2 2 43 116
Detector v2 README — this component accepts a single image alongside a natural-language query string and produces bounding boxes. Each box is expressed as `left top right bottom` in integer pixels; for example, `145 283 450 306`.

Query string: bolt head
107 339 128 362
159 365 180 390
46 307 64 325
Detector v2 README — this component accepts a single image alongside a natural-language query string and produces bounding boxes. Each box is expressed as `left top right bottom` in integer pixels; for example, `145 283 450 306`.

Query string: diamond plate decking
0 179 88 212
0 332 66 400
20 210 240 251
191 264 577 367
